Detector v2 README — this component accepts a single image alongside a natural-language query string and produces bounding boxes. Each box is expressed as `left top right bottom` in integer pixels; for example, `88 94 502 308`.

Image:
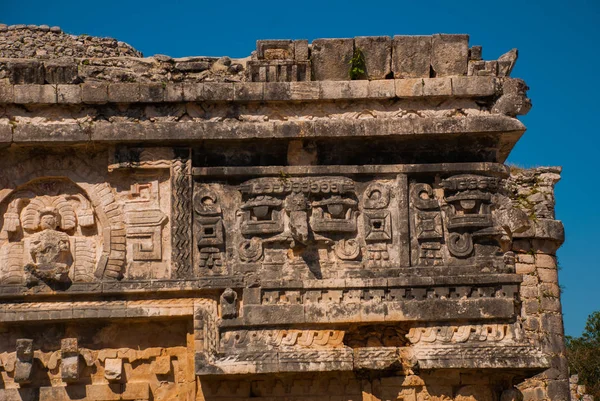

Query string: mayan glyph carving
194 185 225 273
408 174 528 272
0 181 99 286
0 28 569 401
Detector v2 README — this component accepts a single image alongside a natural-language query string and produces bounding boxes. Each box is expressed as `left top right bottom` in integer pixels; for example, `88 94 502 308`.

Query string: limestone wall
0 29 569 401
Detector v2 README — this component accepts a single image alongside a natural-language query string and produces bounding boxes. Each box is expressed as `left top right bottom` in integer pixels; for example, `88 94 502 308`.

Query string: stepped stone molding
0 29 568 401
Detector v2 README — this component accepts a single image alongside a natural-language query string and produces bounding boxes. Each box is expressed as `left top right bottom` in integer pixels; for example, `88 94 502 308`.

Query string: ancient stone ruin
0 24 568 401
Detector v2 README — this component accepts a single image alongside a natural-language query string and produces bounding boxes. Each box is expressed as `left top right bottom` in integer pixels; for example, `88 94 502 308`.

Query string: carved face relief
237 177 358 261
0 182 100 286
311 195 358 234
441 175 500 258
240 196 284 236
29 228 71 268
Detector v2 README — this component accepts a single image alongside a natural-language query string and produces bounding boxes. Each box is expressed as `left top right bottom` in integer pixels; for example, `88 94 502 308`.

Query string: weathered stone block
257 40 294 60
541 313 564 334
311 38 354 81
139 83 164 102
541 296 562 312
164 83 183 102
320 81 368 99
547 379 571 401
264 82 291 100
431 34 469 76
536 254 556 268
355 36 392 80
518 254 535 264
15 339 33 383
0 82 14 103
108 83 140 103
81 82 108 104
44 59 79 84
290 81 320 100
294 40 309 61
0 388 37 401
121 383 150 400
203 82 234 101
86 384 121 401
104 358 122 381
61 338 79 382
14 84 56 104
516 262 535 274
182 82 204 101
520 285 538 298
0 123 11 144
392 35 432 78
367 79 395 98
523 299 540 315
422 77 452 96
8 61 45 84
152 355 171 375
13 123 90 143
451 76 496 96
57 84 81 103
395 78 424 97
469 45 482 61
40 386 86 401
175 60 210 72
540 283 561 298
234 82 264 101
538 267 558 283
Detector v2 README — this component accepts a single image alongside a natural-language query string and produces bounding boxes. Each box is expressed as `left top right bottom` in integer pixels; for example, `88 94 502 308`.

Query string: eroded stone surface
0 28 567 401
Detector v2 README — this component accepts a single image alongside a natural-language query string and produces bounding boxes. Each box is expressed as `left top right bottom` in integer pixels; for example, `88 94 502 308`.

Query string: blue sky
3 0 599 337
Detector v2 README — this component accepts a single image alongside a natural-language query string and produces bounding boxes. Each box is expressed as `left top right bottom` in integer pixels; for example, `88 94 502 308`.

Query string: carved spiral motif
239 238 263 262
447 232 473 258
334 239 360 260
363 183 390 210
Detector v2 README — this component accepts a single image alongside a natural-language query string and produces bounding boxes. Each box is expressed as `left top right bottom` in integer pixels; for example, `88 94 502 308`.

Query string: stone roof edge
0 76 506 105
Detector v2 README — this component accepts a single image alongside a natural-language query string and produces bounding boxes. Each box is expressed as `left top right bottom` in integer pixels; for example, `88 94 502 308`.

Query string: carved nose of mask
289 210 309 245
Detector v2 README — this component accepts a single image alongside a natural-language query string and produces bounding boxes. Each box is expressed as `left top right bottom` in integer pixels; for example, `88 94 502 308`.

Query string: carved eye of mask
326 203 345 218
253 205 271 220
242 196 282 221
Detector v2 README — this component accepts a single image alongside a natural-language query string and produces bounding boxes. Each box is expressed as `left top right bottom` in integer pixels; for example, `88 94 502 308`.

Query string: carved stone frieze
194 185 226 274
0 29 564 400
0 182 101 287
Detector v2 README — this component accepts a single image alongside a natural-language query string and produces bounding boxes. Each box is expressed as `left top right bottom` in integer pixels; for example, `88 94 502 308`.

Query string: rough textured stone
311 38 354 81
355 36 392 80
431 34 469 76
0 25 141 59
0 28 565 401
108 83 140 103
8 60 45 84
392 35 432 78
81 82 108 104
44 59 79 84
57 84 81 103
14 84 56 103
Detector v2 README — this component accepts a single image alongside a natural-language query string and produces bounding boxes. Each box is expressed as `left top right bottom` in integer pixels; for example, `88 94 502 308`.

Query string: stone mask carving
25 207 72 283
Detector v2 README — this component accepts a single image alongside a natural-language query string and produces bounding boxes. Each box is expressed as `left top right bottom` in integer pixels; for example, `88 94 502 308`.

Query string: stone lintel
0 77 500 105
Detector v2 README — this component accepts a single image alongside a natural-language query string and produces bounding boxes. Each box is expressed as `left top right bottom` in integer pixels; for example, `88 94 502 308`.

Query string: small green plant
279 171 291 184
349 48 366 80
